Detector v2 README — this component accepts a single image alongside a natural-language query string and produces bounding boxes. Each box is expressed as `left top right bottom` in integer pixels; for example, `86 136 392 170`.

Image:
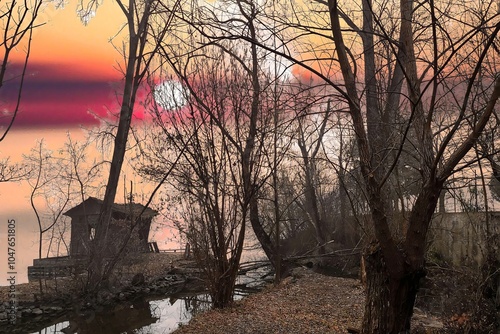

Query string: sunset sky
1 0 306 129
0 2 157 284
1 0 307 283
2 0 127 128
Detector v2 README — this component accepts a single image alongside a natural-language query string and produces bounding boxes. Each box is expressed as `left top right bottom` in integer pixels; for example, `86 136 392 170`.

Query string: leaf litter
173 267 364 334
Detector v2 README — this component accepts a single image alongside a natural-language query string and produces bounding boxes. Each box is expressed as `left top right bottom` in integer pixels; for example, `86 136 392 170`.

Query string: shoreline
0 253 194 333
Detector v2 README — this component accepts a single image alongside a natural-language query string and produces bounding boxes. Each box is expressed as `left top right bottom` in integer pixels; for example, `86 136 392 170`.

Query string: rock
61 324 77 334
413 308 444 329
0 312 7 320
129 287 141 294
50 306 63 312
97 290 114 304
44 306 63 313
290 266 309 279
32 308 43 315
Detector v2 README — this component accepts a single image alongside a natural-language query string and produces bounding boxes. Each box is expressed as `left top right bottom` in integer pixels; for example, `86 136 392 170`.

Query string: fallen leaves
173 268 365 334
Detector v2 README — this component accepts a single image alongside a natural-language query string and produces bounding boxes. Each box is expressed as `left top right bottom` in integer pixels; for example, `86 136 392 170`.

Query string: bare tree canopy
0 0 45 141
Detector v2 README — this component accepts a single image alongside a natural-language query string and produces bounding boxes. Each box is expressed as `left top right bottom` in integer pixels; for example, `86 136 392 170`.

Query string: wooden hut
64 197 158 257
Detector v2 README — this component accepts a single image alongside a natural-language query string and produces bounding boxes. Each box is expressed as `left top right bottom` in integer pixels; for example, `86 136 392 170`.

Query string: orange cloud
11 1 125 80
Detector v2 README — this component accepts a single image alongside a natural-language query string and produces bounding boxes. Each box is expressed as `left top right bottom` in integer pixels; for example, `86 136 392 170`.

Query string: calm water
26 273 264 334
30 293 212 334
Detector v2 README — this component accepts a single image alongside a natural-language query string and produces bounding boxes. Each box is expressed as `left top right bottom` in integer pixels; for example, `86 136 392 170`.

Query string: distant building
64 197 158 257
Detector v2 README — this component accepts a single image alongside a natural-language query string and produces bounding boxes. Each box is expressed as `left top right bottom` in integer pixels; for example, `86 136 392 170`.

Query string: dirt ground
174 267 365 334
173 265 496 334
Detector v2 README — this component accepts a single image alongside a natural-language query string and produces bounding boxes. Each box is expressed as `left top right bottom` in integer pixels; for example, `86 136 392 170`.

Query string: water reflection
31 321 70 334
137 294 211 334
27 270 264 334
30 294 211 334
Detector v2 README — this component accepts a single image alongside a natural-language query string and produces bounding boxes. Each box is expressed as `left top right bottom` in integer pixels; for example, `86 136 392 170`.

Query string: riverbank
1 255 492 333
0 253 186 303
0 253 195 333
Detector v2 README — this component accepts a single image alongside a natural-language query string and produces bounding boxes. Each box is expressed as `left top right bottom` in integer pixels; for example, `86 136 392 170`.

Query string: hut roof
63 197 158 219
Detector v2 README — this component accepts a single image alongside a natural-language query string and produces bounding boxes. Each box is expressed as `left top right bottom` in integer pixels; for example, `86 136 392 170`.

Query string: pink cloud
0 62 151 128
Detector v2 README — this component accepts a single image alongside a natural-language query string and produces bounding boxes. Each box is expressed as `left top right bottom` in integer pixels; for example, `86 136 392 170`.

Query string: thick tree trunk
86 3 153 292
362 184 439 334
211 262 236 308
362 244 425 334
212 284 233 308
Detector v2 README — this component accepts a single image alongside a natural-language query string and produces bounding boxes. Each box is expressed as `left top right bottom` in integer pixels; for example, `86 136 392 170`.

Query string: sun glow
153 80 189 111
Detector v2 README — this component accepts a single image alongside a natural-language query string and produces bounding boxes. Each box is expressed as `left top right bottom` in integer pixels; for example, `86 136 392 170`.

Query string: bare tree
134 0 304 302
237 0 500 330
168 65 246 308
23 139 72 297
318 0 499 331
144 44 268 306
0 0 44 140
0 0 45 185
78 0 182 291
295 97 332 255
174 0 298 280
0 157 28 182
23 134 103 261
25 140 57 260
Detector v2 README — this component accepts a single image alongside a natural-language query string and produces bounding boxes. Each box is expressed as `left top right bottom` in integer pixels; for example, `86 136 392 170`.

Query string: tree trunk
297 118 329 255
304 172 327 255
211 262 236 308
338 177 348 245
249 197 292 277
362 244 425 334
209 229 244 309
86 3 151 292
